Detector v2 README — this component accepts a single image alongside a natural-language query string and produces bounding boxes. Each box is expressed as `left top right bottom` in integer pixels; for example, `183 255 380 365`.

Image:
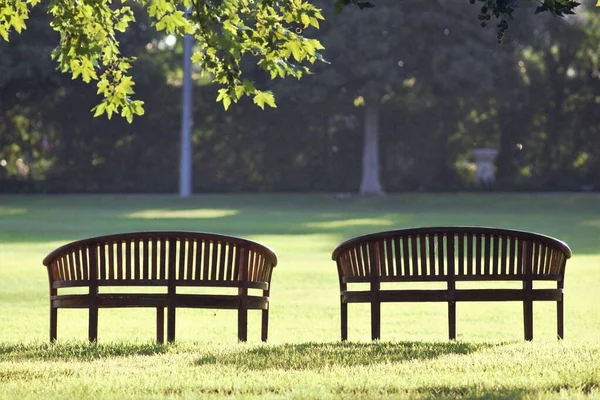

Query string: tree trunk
359 103 383 196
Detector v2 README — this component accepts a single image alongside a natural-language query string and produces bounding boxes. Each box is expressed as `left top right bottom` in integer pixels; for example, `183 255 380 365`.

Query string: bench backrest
43 231 278 290
332 227 571 284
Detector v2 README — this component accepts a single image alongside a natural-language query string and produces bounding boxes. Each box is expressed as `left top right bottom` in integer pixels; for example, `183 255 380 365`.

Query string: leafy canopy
0 0 586 121
0 0 324 121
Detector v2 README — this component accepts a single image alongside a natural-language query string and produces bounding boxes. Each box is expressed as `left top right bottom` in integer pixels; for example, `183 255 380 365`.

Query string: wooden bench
43 231 277 343
332 227 572 341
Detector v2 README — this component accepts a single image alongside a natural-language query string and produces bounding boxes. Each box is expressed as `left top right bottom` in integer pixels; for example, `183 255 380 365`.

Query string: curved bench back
44 231 278 290
332 227 571 283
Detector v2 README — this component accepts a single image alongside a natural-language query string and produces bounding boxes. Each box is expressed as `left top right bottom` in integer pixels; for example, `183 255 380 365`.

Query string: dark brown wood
343 288 562 303
466 234 474 275
143 239 149 280
194 240 202 280
116 241 123 280
337 257 348 341
402 236 409 277
261 308 269 342
447 234 456 340
89 305 98 342
125 241 132 280
386 238 395 277
358 244 366 277
108 243 115 280
340 295 348 341
178 239 186 280
134 240 140 280
342 273 563 283
49 259 57 341
151 239 158 280
50 306 57 341
186 240 194 280
410 236 418 277
458 234 465 275
475 234 482 275
167 238 177 342
203 241 211 281
523 240 534 341
393 237 402 278
483 234 491 275
501 236 508 275
159 238 167 280
82 248 89 281
157 307 164 344
428 235 436 276
211 241 219 281
419 235 427 276
557 280 564 339
43 231 277 343
369 242 381 340
226 244 235 281
238 248 248 342
88 245 98 342
492 235 499 275
332 227 571 341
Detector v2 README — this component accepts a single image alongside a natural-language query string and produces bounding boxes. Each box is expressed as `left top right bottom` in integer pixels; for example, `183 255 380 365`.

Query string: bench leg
261 309 269 342
341 298 348 341
238 306 248 342
156 307 165 344
167 305 176 342
557 299 564 340
88 307 98 342
50 306 57 342
371 300 380 341
523 299 533 341
448 301 456 340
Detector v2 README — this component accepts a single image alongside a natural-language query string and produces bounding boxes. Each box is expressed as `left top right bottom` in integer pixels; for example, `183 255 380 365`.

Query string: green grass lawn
1 193 599 399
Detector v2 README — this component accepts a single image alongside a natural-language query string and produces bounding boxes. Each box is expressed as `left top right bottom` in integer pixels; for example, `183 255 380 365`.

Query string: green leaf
92 102 107 117
222 95 232 110
253 91 276 110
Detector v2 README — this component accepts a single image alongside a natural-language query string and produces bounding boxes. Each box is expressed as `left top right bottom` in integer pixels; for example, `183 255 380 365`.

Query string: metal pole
178 9 193 197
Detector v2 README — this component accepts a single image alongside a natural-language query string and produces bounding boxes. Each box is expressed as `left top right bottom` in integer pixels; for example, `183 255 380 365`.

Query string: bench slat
185 239 193 280
177 239 185 280
492 235 499 275
226 243 235 281
343 288 562 303
195 240 202 280
475 233 482 275
483 234 491 275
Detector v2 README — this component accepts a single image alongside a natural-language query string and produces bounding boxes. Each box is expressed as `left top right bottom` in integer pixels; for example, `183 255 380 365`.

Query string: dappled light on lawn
126 208 240 219
0 207 27 217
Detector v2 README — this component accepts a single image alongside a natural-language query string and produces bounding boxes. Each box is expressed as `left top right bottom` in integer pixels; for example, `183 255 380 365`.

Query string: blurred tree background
1 0 599 194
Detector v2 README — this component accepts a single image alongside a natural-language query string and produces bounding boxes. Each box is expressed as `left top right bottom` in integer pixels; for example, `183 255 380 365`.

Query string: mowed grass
1 193 599 399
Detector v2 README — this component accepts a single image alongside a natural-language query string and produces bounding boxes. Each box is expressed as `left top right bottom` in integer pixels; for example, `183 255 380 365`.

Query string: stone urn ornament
471 148 498 185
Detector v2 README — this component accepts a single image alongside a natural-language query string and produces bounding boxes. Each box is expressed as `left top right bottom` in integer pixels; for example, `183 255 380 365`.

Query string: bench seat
332 226 572 341
44 231 277 343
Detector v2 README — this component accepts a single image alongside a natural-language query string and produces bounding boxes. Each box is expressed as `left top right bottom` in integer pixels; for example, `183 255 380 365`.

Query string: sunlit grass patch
0 207 27 216
126 208 240 219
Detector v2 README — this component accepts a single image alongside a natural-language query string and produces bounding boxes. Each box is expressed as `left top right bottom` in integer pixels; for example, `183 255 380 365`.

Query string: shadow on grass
195 341 500 370
0 341 170 361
